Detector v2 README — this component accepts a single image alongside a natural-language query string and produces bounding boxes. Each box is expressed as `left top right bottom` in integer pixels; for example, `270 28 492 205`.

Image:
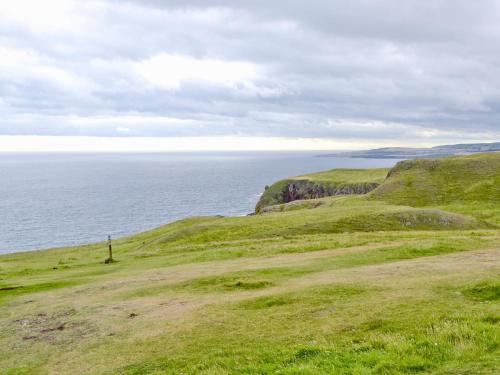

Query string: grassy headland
0 153 499 374
255 168 388 213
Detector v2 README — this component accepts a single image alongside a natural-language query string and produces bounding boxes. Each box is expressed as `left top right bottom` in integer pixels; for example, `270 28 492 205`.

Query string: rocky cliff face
255 179 380 213
284 180 379 202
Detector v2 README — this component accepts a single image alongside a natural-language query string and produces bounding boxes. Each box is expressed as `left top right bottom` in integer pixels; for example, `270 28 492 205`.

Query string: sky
0 0 499 151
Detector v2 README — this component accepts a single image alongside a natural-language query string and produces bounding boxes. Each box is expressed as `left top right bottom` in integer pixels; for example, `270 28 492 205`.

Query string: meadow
0 153 498 374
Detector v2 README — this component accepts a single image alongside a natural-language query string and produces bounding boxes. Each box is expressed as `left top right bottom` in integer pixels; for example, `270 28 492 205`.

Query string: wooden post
108 235 113 260
105 235 114 263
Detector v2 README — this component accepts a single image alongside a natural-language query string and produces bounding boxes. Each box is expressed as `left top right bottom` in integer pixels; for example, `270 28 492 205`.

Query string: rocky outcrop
255 179 380 213
284 180 379 202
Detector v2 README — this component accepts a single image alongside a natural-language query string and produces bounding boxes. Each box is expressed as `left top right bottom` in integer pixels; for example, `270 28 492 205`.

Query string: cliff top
294 168 388 184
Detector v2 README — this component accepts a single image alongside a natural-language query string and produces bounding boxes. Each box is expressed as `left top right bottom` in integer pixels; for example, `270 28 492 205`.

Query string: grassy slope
0 154 499 374
255 168 389 212
371 153 500 226
372 153 500 206
296 168 389 184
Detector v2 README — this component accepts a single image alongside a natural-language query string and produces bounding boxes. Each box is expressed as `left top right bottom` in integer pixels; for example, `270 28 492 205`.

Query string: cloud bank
1 0 499 147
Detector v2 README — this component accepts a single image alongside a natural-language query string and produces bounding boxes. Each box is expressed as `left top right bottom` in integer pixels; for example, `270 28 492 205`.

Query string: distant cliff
255 180 379 213
255 168 388 213
319 141 500 159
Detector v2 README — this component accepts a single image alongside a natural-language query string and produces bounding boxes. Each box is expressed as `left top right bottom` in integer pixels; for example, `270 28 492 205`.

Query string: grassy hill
371 153 500 226
0 153 499 374
372 153 500 206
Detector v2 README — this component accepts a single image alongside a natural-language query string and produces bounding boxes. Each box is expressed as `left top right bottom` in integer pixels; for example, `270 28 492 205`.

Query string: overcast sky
1 0 499 150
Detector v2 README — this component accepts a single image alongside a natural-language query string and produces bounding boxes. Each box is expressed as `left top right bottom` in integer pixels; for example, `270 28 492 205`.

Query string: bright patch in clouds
0 0 84 33
136 54 260 89
0 47 89 90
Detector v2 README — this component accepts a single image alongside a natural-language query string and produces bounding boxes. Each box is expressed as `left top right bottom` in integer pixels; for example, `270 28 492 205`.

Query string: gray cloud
0 0 499 143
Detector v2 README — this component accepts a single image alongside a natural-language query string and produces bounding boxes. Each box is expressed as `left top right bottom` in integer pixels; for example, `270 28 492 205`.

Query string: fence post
105 235 114 263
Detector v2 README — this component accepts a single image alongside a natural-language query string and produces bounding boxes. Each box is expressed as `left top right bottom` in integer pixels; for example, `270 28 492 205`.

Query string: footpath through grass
0 153 499 374
0 229 498 374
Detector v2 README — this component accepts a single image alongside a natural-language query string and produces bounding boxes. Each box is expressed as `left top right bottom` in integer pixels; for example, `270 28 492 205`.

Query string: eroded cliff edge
255 168 388 213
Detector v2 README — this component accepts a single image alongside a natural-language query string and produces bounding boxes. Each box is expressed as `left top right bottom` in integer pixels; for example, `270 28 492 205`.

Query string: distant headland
319 141 500 159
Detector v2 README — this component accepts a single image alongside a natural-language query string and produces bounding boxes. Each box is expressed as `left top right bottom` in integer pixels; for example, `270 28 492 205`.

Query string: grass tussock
463 281 500 302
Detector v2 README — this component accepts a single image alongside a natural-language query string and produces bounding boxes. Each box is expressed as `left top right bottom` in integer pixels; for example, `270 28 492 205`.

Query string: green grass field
0 153 499 374
295 168 388 184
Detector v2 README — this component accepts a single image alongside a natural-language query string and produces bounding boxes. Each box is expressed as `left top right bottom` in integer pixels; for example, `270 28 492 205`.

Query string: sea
0 152 399 254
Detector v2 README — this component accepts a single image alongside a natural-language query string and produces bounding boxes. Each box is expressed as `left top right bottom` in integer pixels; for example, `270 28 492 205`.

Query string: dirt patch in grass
11 308 97 343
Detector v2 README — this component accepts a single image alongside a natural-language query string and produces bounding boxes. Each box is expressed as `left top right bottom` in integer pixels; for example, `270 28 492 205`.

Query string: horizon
0 135 498 153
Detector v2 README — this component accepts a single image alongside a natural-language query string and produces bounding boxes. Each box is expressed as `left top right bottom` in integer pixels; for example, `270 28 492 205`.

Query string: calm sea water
0 152 398 253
